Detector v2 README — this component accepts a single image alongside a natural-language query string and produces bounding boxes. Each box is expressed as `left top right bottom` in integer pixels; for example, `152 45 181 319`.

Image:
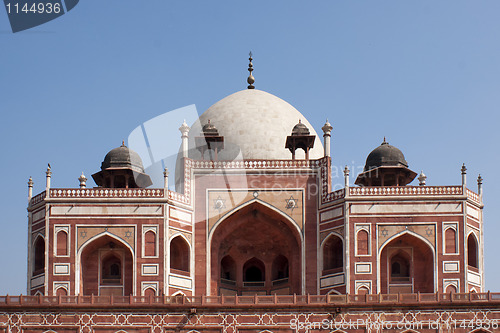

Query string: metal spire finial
247 51 255 89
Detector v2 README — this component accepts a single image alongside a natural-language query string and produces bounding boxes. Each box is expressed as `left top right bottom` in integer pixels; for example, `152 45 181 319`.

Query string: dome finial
121 140 126 147
382 136 388 145
247 51 255 89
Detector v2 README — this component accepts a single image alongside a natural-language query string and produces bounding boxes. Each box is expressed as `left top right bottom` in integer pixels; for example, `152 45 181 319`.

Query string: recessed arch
378 231 435 294
356 229 369 255
76 232 135 296
272 254 289 281
33 234 45 275
144 230 156 257
220 255 236 282
445 227 457 254
56 230 68 256
210 201 302 296
320 233 344 274
55 286 68 296
467 232 479 269
170 235 190 273
243 257 265 283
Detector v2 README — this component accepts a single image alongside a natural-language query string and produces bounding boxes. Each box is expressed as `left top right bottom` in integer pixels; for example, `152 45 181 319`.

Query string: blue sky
1 0 500 294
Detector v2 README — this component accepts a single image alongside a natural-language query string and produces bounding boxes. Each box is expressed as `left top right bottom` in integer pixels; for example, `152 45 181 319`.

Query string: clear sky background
1 1 499 294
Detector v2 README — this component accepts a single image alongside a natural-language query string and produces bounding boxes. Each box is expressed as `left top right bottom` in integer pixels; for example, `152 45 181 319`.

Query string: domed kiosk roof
186 89 323 161
101 142 146 173
363 138 408 172
92 142 152 188
355 138 417 187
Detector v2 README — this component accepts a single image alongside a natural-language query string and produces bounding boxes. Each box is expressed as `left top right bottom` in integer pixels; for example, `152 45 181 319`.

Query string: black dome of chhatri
101 142 146 173
291 120 310 136
364 138 408 172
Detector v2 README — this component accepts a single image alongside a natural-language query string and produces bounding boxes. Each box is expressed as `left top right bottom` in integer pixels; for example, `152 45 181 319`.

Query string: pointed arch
170 235 190 273
144 287 156 297
209 200 303 296
321 233 344 274
220 255 236 282
272 254 289 281
444 227 457 254
56 230 68 256
467 232 479 269
171 290 186 296
326 289 342 295
356 229 369 255
33 234 45 275
243 257 265 284
208 198 303 243
76 232 135 296
378 231 435 293
55 287 68 296
379 229 435 255
78 231 135 256
144 230 156 257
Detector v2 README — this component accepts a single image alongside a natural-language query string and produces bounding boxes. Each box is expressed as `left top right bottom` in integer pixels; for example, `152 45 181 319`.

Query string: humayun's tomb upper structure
3 56 498 333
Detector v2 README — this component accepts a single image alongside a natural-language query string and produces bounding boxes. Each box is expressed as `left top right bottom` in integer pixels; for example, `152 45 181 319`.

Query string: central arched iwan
210 202 302 296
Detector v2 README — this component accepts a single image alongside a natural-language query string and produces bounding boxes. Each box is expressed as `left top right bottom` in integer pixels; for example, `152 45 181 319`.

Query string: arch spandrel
77 226 135 251
377 224 436 249
208 190 304 234
320 227 344 244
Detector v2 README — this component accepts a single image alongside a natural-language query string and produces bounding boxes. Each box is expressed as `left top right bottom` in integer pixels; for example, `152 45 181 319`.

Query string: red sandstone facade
26 154 484 297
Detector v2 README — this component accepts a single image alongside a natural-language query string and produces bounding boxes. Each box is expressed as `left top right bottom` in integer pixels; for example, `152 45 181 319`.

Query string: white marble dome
187 89 324 160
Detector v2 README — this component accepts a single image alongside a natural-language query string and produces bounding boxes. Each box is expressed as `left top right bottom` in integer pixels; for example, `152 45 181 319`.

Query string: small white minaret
321 120 333 158
344 166 350 188
418 171 427 186
46 164 52 192
28 176 34 200
461 163 467 187
179 120 190 160
78 172 87 188
163 167 169 189
477 174 483 198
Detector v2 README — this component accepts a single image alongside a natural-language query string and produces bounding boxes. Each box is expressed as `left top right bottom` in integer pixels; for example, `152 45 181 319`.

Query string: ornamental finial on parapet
78 172 87 188
418 170 427 186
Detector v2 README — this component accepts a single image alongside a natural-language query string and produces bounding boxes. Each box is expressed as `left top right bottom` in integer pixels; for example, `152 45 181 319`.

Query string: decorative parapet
349 185 463 197
168 190 189 205
29 191 46 206
49 188 164 198
0 293 497 308
188 159 325 169
323 188 345 203
466 188 481 205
